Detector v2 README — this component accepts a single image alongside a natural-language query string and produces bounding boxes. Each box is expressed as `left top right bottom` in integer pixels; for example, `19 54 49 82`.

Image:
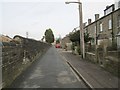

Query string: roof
13 35 26 39
0 35 12 42
84 8 120 28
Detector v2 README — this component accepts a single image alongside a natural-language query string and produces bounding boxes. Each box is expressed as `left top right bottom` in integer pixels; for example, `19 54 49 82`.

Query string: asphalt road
9 47 88 88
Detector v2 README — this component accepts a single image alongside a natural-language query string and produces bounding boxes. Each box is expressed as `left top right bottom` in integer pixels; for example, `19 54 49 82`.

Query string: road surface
9 47 88 88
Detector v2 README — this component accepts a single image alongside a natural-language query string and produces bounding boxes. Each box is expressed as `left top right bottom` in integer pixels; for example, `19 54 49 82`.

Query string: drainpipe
111 12 114 46
95 21 99 63
95 14 99 63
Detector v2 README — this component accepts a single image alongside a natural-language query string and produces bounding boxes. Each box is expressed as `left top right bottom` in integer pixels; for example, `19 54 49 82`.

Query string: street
8 47 88 88
1 1 120 89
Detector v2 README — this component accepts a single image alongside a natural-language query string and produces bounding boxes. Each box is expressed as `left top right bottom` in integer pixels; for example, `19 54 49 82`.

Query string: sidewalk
59 49 119 88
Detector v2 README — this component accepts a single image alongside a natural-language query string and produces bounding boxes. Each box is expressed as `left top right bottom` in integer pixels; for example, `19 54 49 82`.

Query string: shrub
77 46 81 55
107 43 117 51
71 43 75 50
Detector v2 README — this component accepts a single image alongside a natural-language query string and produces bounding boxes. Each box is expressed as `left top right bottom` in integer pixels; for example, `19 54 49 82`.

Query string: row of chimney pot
87 14 100 25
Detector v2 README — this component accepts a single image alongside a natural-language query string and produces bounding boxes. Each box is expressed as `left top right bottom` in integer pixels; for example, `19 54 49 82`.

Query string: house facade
61 35 72 50
84 6 120 48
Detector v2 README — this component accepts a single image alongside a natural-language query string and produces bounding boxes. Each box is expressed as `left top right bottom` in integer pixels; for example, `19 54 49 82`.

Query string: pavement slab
58 49 119 88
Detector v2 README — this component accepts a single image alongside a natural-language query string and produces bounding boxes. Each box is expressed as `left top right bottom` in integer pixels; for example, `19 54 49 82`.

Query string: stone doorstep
86 52 95 56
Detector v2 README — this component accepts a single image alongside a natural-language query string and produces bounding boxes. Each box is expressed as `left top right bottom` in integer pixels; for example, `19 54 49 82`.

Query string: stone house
84 5 120 48
0 35 12 42
116 32 120 50
61 35 72 50
84 4 120 75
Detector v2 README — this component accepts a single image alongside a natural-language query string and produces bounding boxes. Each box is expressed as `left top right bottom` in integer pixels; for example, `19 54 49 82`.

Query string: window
118 1 120 8
118 16 120 27
100 23 103 32
108 19 112 29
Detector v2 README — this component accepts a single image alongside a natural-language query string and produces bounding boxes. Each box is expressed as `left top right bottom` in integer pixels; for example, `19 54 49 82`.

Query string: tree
69 30 92 44
56 35 61 44
84 33 92 43
56 39 60 44
69 30 80 43
69 30 92 55
45 28 54 43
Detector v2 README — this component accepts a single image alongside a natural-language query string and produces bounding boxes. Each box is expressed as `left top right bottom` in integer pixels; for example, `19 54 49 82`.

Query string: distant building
0 35 12 42
61 35 72 50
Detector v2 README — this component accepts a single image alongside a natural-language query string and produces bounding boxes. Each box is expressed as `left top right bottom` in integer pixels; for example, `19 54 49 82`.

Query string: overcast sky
1 0 114 40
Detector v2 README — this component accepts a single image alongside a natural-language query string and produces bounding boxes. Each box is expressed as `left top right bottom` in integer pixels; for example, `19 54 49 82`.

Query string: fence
85 44 120 77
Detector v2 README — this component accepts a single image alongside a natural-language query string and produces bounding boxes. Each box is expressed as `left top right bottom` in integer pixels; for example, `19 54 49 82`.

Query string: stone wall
2 44 23 88
85 52 96 63
85 47 120 77
2 36 51 88
104 51 120 77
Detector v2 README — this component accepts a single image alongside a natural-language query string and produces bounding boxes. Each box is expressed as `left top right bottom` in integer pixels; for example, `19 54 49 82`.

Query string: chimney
83 22 87 28
88 19 92 25
106 5 109 9
95 14 99 21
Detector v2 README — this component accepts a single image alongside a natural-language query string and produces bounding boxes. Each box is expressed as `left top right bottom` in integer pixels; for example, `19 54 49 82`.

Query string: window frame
118 15 120 28
108 19 112 29
99 23 103 32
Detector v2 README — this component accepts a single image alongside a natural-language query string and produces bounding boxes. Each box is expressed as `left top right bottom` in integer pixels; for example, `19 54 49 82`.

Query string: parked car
55 44 61 48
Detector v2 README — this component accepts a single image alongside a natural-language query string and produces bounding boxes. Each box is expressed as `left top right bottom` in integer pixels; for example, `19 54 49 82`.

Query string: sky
1 0 115 40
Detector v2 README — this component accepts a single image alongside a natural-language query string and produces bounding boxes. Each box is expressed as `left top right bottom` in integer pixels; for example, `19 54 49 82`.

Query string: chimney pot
88 19 92 25
83 22 87 28
95 14 99 21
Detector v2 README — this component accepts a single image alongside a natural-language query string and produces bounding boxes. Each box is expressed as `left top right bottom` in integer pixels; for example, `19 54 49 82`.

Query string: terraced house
84 3 120 50
84 1 120 76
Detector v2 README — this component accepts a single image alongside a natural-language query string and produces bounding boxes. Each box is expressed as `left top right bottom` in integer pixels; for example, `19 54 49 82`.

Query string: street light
65 1 81 4
65 0 85 58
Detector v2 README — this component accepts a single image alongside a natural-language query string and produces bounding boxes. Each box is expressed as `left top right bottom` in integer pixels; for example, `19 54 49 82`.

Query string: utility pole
65 0 85 58
79 0 85 58
26 32 28 38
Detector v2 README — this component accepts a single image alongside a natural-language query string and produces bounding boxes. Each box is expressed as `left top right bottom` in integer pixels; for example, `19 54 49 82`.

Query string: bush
77 46 81 55
71 43 75 50
107 43 117 51
98 47 104 51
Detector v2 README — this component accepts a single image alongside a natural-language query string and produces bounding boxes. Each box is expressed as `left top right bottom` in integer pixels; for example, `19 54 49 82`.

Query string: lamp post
65 0 85 58
72 26 79 32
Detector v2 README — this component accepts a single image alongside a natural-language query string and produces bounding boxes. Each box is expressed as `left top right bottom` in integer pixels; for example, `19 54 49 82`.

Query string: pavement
58 49 120 89
0 47 2 90
7 47 88 88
